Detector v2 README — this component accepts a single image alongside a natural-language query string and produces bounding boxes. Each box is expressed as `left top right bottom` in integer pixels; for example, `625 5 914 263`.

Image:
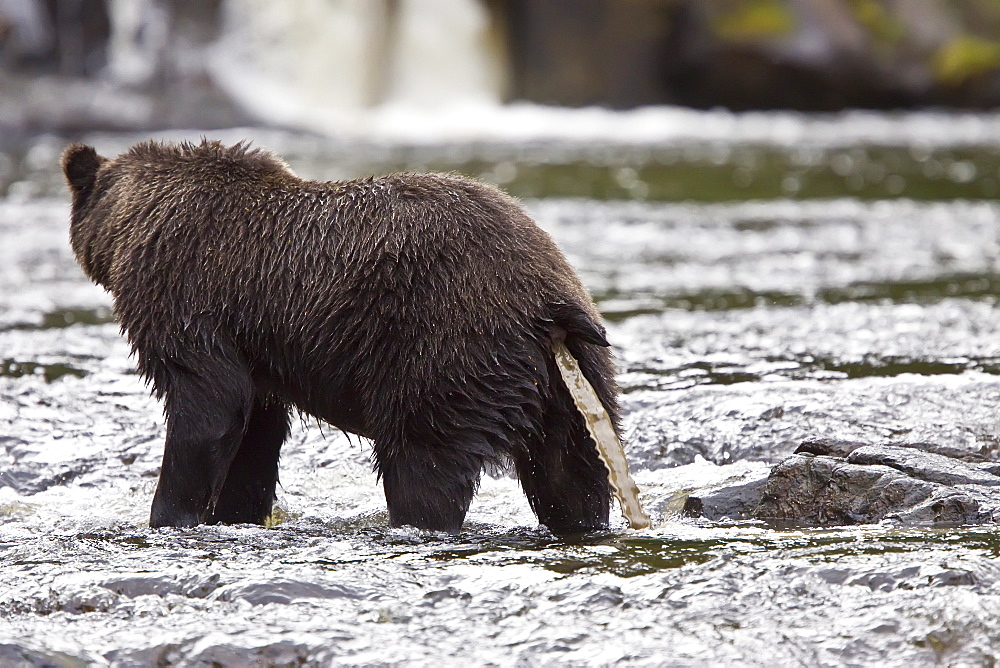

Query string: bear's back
105 143 586 395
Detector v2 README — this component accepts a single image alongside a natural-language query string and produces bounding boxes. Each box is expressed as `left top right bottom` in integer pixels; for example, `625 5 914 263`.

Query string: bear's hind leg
514 374 612 534
208 399 290 525
376 434 486 533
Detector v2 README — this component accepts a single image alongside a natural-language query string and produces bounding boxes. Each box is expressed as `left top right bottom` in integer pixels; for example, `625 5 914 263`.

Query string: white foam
194 100 1000 149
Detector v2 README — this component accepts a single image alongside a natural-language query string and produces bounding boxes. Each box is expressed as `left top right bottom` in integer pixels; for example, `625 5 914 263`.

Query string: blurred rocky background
3 0 1000 139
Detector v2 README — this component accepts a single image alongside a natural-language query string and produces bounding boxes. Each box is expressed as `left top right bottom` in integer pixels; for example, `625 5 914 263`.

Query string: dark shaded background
3 0 1000 137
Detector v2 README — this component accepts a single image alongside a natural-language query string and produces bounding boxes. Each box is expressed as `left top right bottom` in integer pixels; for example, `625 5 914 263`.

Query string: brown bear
62 139 618 533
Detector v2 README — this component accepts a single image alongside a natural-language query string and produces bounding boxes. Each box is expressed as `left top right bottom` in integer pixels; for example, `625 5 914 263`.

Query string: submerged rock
684 441 1000 526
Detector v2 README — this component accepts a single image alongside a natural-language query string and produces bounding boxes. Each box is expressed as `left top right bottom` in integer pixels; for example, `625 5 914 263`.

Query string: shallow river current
3 113 1000 665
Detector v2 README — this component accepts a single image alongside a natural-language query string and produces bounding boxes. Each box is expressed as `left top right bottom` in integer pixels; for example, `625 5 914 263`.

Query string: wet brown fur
62 139 618 533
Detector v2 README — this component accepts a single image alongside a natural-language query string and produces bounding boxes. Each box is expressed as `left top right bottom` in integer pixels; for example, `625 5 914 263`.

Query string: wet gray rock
846 445 1000 488
754 453 996 525
681 474 770 521
795 438 993 464
684 442 1000 525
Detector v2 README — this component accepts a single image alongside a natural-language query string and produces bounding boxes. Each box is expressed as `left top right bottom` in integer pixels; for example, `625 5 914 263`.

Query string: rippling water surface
3 114 1000 665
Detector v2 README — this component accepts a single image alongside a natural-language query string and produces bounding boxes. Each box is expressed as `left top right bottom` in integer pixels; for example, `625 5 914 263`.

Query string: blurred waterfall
105 0 171 86
208 0 505 133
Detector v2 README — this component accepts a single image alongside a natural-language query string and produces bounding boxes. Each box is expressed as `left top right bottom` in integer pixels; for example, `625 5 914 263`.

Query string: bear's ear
61 143 106 193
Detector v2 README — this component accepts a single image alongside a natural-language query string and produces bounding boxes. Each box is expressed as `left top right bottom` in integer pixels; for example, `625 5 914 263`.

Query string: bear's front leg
148 354 255 528
513 374 612 534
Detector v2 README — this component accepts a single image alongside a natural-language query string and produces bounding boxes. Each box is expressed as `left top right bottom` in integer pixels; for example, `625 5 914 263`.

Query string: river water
3 111 1000 665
